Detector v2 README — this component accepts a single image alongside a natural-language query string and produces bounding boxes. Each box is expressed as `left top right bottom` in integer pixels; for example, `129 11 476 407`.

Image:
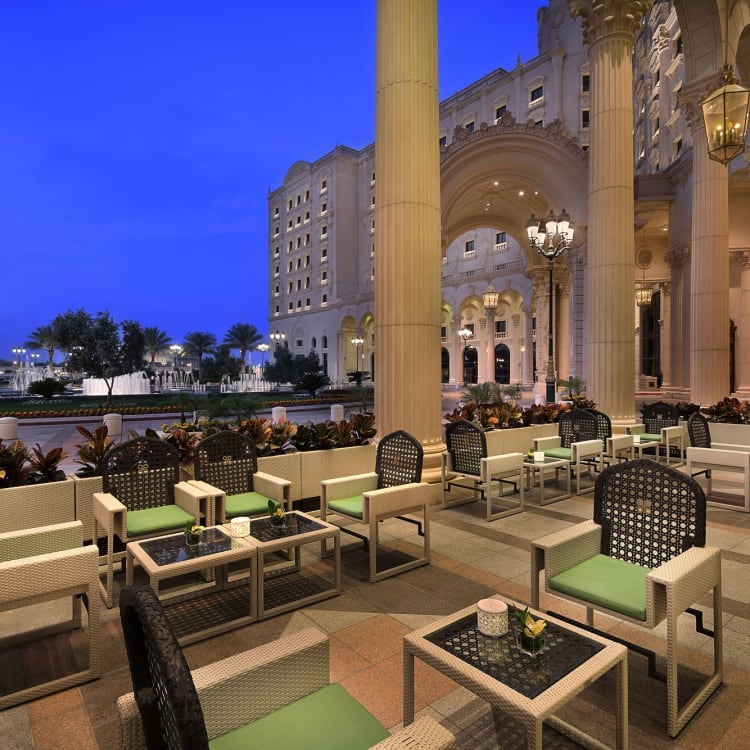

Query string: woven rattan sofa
93 437 215 608
320 430 431 582
117 584 454 750
530 459 723 737
441 419 524 521
629 402 685 466
0 520 100 709
190 429 291 522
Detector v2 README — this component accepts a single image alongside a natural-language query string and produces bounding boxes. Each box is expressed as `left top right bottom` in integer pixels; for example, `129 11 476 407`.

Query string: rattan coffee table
523 456 571 505
125 526 257 644
246 510 341 620
403 596 628 750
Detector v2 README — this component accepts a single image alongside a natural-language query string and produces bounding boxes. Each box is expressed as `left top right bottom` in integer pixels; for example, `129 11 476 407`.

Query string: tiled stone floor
2 483 750 749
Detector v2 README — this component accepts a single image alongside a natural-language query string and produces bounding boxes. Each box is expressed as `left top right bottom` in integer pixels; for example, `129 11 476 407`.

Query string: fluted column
735 252 750 396
485 311 495 382
682 80 730 405
568 1 651 422
523 307 534 389
659 282 671 390
557 272 571 382
528 267 549 398
375 0 444 478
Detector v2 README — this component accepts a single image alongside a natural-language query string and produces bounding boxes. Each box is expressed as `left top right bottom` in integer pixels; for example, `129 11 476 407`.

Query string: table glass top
425 608 605 700
249 512 326 543
140 526 234 567
523 456 567 465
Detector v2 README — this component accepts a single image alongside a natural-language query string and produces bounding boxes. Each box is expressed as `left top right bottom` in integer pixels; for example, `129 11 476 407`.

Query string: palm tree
143 327 172 366
223 323 262 374
25 324 58 368
182 331 217 381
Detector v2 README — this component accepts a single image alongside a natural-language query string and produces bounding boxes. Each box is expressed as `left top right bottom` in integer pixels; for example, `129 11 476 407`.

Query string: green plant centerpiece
184 519 204 546
513 605 547 656
268 498 285 528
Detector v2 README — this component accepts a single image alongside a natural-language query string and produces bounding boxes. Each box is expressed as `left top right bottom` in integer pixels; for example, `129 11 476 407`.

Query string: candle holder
477 598 508 637
230 516 250 537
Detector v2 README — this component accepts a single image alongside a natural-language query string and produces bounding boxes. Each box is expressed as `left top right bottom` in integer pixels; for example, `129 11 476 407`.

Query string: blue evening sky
2 1 542 365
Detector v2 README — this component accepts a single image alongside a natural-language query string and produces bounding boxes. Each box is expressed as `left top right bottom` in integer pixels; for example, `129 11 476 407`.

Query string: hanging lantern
635 283 654 307
701 65 750 165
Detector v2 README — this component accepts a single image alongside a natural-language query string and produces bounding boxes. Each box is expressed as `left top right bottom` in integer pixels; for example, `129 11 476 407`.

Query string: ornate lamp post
270 331 286 349
526 209 574 404
169 344 182 369
482 283 499 382
458 327 472 385
257 343 269 372
11 347 26 370
351 335 364 384
30 353 40 367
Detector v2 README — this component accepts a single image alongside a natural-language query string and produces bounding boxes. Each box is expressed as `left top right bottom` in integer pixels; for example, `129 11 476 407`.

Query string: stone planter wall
0 478 76 534
707 422 750 446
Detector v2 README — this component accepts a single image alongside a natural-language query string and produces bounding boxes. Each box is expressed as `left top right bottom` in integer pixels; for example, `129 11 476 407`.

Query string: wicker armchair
685 412 750 511
532 409 603 494
93 437 214 608
0 521 100 709
320 430 431 582
191 429 291 523
630 402 684 465
117 584 454 750
530 460 723 737
441 420 524 521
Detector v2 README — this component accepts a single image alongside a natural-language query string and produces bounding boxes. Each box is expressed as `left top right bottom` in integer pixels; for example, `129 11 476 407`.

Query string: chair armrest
533 520 602 579
362 482 430 521
627 423 646 435
254 471 292 507
93 491 125 528
173 481 208 520
648 546 722 616
322 473 378 503
373 716 454 749
686 446 750 468
481 452 523 480
571 439 603 460
0 520 84 562
118 627 330 747
606 434 634 456
533 436 561 450
710 442 750 452
661 425 684 441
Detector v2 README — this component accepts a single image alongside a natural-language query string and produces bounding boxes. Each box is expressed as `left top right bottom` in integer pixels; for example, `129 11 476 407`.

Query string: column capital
665 244 690 269
567 0 653 46
659 281 671 296
735 250 750 270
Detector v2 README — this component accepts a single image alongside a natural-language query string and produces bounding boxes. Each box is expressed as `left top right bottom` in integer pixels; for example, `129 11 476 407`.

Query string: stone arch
440 117 588 267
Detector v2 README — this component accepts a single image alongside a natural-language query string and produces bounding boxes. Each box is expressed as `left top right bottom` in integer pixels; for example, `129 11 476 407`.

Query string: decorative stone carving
567 0 652 45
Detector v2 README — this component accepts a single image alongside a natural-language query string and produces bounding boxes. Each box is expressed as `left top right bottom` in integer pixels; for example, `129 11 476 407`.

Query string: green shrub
26 378 66 400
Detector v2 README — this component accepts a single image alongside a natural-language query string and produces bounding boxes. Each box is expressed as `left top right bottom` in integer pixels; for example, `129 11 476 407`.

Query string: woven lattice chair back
444 420 487 478
193 430 258 497
586 408 612 451
102 437 179 512
558 410 597 448
375 430 424 489
642 402 679 434
120 584 210 750
593 459 706 569
688 412 712 448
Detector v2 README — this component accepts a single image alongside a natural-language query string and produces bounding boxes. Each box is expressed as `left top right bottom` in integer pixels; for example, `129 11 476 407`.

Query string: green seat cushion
544 447 571 460
126 505 195 537
209 683 389 750
226 491 270 518
327 495 364 519
549 553 651 621
641 433 661 442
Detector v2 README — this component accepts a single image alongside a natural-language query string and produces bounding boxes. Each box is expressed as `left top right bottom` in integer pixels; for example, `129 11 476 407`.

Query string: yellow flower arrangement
513 605 547 639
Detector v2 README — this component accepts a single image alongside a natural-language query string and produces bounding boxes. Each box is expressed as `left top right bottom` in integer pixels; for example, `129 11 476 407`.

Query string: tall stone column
528 267 549 398
485 311 495 382
682 81 730 405
523 307 534 389
568 1 651 422
735 252 750 397
557 272 571 382
659 282 671 390
375 0 444 478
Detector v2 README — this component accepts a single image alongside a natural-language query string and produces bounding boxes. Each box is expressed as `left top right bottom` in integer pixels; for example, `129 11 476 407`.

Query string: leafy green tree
264 345 295 385
200 344 241 382
52 309 144 405
143 326 172 365
183 331 217 381
223 323 262 374
26 378 66 399
25 324 58 367
293 350 330 396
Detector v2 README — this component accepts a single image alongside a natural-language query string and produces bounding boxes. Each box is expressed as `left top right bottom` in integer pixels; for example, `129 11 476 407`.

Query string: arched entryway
495 343 510 384
441 347 450 383
463 346 478 384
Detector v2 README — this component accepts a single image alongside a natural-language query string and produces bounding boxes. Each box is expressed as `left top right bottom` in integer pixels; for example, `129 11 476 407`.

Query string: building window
287 282 293 294
534 118 543 127
321 294 328 306
581 74 590 92
370 171 375 185
287 219 292 230
305 189 310 201
496 320 507 339
296 300 302 309
370 243 375 258
296 194 301 206
371 194 375 207
287 261 292 273
273 285 279 297
321 247 328 261
311 337 317 349
288 199 293 210
288 240 293 251
273 226 279 237
322 335 328 348
321 270 328 284
274 264 280 277
581 109 589 129
494 232 507 251
305 298 310 309
296 279 302 291
320 179 327 192
288 302 293 312
305 254 310 267
296 216 301 225
274 304 279 315
273 206 279 217
439 135 447 147
273 246 280 258
494 104 506 121
530 85 543 104
304 211 310 222
320 202 327 214
673 136 683 158
464 240 475 257
465 121 475 133
321 225 327 237
305 276 310 288
305 233 310 245
370 218 375 233
296 258 302 270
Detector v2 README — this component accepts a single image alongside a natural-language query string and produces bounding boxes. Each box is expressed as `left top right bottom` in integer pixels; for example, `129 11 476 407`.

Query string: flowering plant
513 605 547 640
267 499 285 520
185 520 204 535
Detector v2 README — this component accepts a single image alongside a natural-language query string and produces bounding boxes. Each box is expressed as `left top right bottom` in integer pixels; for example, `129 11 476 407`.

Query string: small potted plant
513 605 547 656
185 520 204 546
268 498 285 528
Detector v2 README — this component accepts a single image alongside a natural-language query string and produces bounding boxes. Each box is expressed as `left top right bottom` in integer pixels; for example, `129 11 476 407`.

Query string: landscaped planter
72 475 103 542
0 479 76 534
